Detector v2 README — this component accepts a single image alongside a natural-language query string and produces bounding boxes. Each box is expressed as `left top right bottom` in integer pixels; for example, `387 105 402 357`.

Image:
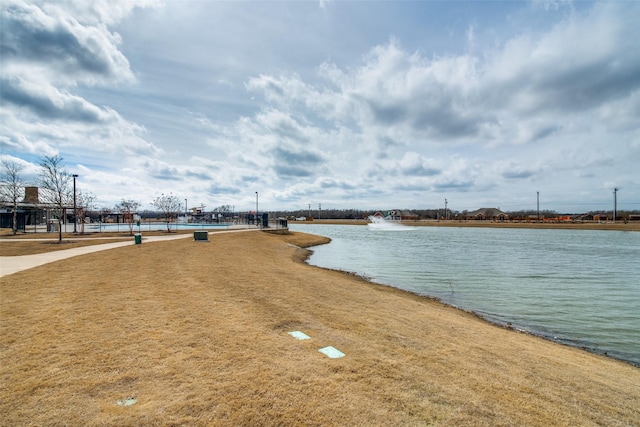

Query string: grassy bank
1 231 638 426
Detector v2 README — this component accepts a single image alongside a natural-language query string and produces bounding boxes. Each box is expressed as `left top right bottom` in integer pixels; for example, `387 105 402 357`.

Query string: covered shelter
0 187 73 232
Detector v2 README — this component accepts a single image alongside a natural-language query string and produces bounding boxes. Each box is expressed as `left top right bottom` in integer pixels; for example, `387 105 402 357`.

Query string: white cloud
2 0 140 86
1 0 162 167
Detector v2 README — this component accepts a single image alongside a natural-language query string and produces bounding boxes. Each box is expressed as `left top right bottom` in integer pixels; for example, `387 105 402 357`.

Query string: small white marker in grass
318 346 345 358
288 330 311 340
116 397 137 406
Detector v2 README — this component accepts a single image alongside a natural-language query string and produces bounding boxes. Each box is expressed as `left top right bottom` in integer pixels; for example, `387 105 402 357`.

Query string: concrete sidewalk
0 229 256 278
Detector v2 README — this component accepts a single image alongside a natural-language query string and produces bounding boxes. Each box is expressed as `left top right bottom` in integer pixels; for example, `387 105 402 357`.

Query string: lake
289 223 640 366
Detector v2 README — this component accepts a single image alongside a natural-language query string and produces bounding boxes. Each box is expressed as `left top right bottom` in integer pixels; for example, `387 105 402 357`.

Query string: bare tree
213 205 232 222
76 191 96 234
213 205 232 214
151 193 182 232
1 157 25 234
39 155 72 242
115 199 141 236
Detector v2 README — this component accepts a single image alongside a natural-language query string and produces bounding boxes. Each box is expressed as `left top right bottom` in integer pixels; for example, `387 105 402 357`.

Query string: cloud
2 77 110 123
208 184 238 196
0 0 161 165
318 41 488 141
484 2 640 115
1 0 139 86
271 148 322 178
499 163 540 180
246 2 640 157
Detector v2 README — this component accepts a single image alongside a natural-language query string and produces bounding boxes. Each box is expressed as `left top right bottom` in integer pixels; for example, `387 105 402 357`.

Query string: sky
1 0 639 214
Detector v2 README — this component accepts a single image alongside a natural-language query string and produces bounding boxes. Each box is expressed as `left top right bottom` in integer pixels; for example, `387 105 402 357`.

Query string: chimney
24 187 39 204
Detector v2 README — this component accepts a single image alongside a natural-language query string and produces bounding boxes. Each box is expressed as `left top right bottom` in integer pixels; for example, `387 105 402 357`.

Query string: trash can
134 234 142 244
194 231 208 241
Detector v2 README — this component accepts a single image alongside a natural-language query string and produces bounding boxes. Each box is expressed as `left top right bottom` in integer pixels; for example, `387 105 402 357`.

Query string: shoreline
1 230 638 425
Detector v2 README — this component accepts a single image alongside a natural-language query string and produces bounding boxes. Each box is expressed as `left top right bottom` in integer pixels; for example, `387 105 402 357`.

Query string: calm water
290 223 640 365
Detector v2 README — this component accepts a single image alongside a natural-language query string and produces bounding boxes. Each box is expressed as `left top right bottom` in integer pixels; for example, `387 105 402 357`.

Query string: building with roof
0 186 74 232
463 208 509 221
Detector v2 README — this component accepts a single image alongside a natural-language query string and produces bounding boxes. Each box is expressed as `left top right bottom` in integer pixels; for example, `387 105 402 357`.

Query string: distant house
464 208 509 221
375 210 419 221
575 213 610 222
401 211 420 220
388 210 419 220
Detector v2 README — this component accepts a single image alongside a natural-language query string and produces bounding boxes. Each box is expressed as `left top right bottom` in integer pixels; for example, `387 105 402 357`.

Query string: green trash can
134 234 142 244
194 231 208 241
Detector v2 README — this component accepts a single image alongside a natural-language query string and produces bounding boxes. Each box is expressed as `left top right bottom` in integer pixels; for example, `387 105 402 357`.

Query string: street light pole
72 174 78 233
185 198 187 223
255 191 259 228
613 188 618 222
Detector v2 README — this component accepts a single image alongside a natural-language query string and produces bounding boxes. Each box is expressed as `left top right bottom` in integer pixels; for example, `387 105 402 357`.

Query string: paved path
0 229 257 278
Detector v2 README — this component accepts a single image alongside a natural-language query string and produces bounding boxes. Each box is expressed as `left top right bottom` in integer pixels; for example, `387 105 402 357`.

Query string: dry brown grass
0 230 197 256
0 239 131 256
1 231 638 426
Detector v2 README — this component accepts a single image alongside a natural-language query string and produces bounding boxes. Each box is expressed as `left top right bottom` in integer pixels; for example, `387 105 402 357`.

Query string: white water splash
367 216 415 231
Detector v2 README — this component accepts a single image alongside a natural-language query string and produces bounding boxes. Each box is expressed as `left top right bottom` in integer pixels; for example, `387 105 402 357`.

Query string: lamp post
185 198 187 223
72 174 78 233
255 191 259 228
613 188 618 222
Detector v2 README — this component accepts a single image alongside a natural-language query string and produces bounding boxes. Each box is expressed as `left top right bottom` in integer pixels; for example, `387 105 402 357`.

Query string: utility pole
308 203 311 219
537 191 540 221
613 188 618 222
444 198 448 220
318 203 322 220
72 174 78 233
255 192 259 227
